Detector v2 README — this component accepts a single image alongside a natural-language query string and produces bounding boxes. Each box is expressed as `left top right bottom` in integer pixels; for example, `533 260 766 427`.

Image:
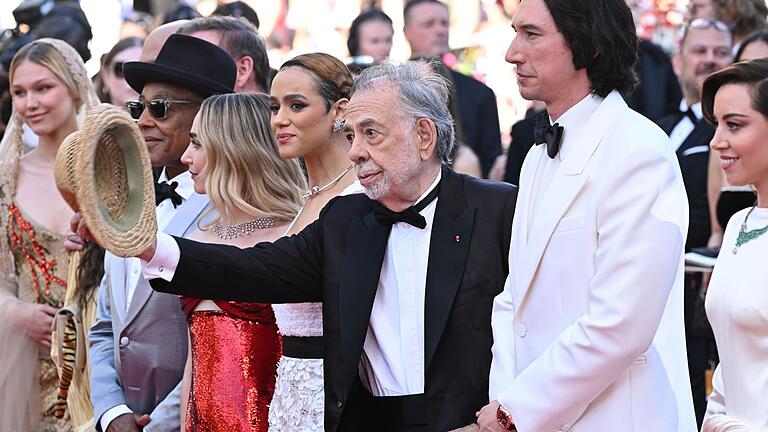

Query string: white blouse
704 206 768 431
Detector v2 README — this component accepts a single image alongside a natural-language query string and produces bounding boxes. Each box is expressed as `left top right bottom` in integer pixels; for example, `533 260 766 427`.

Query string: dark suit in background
450 70 502 178
627 40 682 122
503 108 542 186
151 167 517 432
657 112 713 250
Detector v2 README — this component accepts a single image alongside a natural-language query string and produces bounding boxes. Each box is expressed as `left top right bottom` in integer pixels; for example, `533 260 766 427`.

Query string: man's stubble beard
357 143 422 202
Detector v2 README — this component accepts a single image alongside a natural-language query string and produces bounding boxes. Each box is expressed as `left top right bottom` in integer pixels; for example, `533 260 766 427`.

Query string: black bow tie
155 181 183 207
373 182 440 229
682 107 699 125
534 111 564 159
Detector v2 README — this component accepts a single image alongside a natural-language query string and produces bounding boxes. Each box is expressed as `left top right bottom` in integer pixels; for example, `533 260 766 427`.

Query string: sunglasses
125 98 194 120
688 18 731 33
112 61 125 79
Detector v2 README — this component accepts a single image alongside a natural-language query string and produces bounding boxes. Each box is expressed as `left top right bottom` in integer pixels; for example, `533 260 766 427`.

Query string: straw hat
55 104 157 257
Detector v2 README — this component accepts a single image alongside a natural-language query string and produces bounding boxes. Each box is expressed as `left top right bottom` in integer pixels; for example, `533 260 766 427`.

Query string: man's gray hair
352 60 455 163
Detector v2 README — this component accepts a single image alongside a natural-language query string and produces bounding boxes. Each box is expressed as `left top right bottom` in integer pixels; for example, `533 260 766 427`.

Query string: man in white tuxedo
477 0 698 431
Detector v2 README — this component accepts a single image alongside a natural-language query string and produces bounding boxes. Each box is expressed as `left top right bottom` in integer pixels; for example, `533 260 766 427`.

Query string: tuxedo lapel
123 278 152 327
657 111 684 136
123 193 208 327
675 122 713 159
339 210 391 380
165 193 208 237
516 92 624 304
108 254 128 324
424 168 474 371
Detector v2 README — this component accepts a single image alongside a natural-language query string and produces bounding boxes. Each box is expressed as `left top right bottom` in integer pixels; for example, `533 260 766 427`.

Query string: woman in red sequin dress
0 40 100 432
177 93 306 431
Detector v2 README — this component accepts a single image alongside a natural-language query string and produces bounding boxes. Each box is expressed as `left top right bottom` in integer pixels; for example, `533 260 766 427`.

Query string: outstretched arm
147 213 327 303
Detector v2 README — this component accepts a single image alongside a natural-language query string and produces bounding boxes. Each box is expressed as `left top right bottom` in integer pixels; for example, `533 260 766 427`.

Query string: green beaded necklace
732 205 768 255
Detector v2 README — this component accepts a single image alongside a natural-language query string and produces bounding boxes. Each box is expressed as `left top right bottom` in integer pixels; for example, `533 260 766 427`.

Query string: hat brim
68 104 158 257
124 62 233 97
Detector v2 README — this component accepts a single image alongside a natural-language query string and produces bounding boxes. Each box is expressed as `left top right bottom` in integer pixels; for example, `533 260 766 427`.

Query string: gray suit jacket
89 193 208 432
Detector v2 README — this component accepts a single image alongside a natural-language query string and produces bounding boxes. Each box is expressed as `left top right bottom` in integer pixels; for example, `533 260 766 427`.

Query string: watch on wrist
496 404 517 431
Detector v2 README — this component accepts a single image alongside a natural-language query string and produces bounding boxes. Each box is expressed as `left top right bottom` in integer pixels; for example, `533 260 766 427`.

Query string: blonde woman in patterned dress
0 39 99 432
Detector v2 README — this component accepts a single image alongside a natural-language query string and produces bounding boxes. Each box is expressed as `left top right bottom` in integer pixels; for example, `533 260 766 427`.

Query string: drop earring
332 119 345 132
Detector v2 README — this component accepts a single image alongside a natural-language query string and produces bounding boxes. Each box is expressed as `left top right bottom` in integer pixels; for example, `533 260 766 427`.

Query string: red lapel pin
455 235 461 242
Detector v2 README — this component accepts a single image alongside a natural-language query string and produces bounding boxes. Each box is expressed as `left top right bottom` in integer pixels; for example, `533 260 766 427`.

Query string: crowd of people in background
0 0 767 431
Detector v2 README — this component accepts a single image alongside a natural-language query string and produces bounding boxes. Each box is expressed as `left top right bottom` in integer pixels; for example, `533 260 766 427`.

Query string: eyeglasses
112 61 125 79
125 98 194 120
688 18 731 33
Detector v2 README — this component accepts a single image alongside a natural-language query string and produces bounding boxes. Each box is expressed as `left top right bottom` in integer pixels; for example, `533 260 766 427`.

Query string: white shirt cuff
141 232 180 282
100 404 132 431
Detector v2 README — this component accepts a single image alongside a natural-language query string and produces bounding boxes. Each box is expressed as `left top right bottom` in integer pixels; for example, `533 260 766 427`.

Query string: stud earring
332 119 345 132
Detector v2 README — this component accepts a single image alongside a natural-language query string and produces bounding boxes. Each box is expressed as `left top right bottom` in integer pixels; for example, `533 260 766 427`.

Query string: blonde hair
10 40 85 109
197 93 306 227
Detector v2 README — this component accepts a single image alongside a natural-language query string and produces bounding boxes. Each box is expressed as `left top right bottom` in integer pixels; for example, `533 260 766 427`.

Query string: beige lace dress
5 202 71 431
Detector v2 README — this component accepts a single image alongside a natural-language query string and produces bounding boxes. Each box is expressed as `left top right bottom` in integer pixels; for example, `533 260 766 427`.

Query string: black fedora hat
123 33 236 97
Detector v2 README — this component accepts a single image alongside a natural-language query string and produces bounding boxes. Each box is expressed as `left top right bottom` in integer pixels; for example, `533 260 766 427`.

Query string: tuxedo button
515 324 527 338
120 336 130 347
336 397 343 408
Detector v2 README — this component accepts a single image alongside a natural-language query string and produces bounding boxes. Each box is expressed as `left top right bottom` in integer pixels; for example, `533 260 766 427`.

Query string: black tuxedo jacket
151 166 517 431
657 113 714 249
450 70 503 177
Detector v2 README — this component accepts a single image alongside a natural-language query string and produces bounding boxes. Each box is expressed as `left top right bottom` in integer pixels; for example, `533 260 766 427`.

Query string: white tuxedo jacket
490 92 697 432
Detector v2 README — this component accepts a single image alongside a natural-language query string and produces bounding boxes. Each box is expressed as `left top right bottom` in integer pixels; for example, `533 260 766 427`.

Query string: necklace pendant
303 186 320 198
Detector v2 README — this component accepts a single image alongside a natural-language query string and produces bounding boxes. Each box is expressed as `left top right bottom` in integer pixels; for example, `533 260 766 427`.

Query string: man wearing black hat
87 34 235 432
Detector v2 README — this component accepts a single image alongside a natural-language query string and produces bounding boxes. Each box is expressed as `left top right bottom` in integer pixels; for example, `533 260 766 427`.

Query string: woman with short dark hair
701 58 768 431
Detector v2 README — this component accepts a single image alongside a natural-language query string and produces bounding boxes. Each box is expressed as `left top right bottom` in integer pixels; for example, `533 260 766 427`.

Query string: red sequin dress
182 299 281 432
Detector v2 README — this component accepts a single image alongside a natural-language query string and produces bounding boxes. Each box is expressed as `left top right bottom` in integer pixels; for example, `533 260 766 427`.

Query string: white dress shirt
359 171 441 396
100 169 194 432
669 100 703 152
526 93 602 235
124 169 194 312
144 172 442 398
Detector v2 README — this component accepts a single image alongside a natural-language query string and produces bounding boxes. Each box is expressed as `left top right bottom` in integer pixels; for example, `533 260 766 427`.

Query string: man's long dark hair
544 0 639 97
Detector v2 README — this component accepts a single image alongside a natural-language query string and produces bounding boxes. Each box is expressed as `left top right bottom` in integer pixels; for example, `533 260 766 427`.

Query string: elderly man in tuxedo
76 60 517 431
477 0 697 431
